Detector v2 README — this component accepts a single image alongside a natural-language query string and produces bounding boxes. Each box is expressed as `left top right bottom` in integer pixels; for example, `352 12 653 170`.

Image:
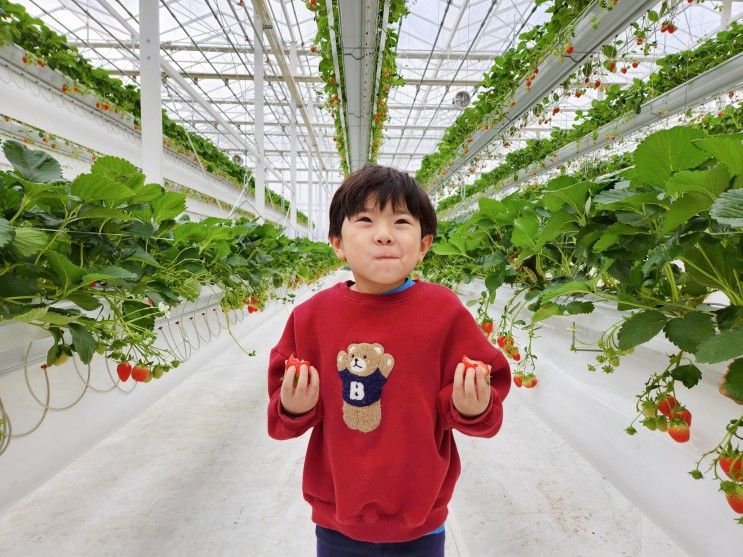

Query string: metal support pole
289 42 298 237
138 0 163 184
308 156 314 240
721 0 732 28
253 5 266 215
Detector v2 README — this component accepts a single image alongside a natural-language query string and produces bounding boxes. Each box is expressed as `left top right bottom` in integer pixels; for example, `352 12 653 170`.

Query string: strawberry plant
423 123 743 519
0 141 339 377
0 0 307 223
437 21 743 213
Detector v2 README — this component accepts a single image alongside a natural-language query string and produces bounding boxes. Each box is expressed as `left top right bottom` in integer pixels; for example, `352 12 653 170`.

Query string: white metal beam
138 0 163 184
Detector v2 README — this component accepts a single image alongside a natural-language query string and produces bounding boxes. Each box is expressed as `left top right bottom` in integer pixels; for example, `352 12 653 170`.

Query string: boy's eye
396 219 410 225
356 216 372 222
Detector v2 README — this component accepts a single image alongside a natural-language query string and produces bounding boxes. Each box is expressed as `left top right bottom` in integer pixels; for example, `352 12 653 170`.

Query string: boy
267 165 511 556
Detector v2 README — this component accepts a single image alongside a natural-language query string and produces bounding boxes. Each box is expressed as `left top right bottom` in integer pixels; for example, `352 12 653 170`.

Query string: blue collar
381 277 415 295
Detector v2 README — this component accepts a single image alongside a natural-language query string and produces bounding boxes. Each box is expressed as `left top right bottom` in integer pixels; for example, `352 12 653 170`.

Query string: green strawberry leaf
617 310 669 350
716 306 743 331
566 301 595 314
0 217 15 249
68 322 96 364
81 265 138 284
66 291 102 311
71 174 134 204
45 251 85 289
10 227 47 258
663 311 716 352
693 135 743 178
634 127 709 188
660 192 714 234
511 212 539 250
670 364 702 389
150 191 186 223
695 327 743 363
90 156 145 189
665 163 729 198
709 189 743 228
3 140 63 182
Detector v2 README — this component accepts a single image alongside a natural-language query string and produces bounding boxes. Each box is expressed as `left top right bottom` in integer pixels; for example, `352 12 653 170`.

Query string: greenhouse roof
11 0 743 202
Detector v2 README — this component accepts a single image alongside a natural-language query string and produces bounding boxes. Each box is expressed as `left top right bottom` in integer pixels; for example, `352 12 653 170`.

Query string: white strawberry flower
157 301 171 318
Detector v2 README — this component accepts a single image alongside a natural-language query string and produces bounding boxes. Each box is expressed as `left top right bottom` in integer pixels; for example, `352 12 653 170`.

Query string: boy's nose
373 226 394 244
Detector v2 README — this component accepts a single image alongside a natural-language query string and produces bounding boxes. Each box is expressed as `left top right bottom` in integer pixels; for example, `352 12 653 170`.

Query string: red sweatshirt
267 279 511 542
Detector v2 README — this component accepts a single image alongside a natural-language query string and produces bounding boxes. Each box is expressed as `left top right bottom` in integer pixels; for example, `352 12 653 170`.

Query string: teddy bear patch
337 343 394 433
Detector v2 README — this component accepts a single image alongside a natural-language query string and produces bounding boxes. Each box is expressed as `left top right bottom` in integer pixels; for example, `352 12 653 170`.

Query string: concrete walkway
0 272 684 556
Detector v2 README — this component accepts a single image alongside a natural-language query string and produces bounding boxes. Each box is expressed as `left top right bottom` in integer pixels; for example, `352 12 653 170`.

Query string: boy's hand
452 361 491 418
280 363 320 417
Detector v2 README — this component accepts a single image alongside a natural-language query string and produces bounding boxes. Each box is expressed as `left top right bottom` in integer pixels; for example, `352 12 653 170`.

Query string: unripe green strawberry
656 417 668 432
641 400 657 417
641 417 657 431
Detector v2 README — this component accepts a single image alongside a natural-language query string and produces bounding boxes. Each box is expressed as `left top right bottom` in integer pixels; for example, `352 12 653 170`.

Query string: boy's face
330 197 433 294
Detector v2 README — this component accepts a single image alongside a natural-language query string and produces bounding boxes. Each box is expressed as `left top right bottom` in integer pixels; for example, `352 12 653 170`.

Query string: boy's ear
329 235 346 261
418 234 434 260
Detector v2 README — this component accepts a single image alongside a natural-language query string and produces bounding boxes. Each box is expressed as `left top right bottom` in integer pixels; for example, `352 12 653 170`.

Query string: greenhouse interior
1 0 742 555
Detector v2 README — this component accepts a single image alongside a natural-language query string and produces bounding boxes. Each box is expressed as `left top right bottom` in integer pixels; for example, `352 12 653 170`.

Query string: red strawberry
131 365 149 382
565 45 574 55
22 55 28 64
594 80 601 89
247 303 259 313
285 354 311 372
620 67 628 74
480 321 493 335
667 419 690 443
672 408 692 426
719 453 743 481
632 61 639 68
461 355 488 372
496 335 507 348
552 107 560 115
657 395 679 417
522 375 537 388
722 482 743 514
511 351 521 362
285 354 312 386
513 373 523 388
116 361 132 382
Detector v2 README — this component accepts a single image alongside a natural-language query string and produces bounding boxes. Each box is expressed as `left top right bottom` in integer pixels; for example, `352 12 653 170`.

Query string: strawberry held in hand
284 354 311 386
453 356 493 418
461 355 491 384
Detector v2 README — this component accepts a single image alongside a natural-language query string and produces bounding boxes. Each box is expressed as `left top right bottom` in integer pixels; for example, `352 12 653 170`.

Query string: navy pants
316 525 445 557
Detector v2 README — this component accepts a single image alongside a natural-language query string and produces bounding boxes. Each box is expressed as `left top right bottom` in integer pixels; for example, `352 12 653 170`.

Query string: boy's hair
328 165 437 239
